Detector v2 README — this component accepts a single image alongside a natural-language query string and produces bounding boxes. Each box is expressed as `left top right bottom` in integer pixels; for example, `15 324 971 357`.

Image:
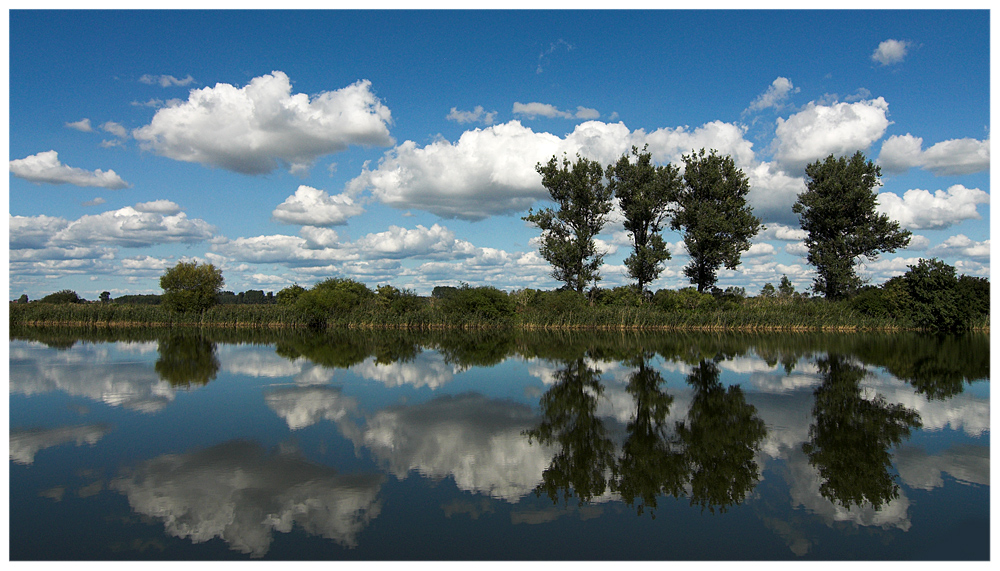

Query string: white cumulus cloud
272 185 365 226
773 98 890 174
348 119 755 221
879 134 989 176
872 39 912 66
928 234 990 261
746 77 798 113
876 185 989 230
9 150 129 189
132 71 394 175
66 118 93 132
513 102 599 120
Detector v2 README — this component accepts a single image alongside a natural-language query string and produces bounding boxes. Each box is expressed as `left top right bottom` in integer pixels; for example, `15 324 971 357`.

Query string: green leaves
794 151 911 299
608 146 682 293
160 261 225 314
671 149 762 292
524 154 613 293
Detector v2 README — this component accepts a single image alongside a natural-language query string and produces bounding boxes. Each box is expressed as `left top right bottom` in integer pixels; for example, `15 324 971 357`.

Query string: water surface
8 328 990 559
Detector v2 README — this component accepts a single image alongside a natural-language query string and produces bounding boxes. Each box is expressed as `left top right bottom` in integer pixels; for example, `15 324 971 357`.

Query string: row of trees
525 148 911 300
525 147 762 295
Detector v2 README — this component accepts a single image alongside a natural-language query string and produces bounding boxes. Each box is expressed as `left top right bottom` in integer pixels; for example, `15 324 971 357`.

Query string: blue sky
6 9 991 300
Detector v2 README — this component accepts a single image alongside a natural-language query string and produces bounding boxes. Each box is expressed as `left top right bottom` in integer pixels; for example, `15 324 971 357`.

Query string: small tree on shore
160 261 225 314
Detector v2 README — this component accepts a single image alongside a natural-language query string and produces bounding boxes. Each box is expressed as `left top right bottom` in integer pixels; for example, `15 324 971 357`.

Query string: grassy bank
9 291 984 332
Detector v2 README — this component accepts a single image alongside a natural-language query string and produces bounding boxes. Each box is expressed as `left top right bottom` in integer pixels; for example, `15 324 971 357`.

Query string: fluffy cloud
101 121 128 138
139 73 195 87
760 223 808 242
135 199 182 215
928 234 990 261
65 118 93 132
348 120 754 220
358 394 553 502
132 71 394 175
876 185 989 230
353 224 476 259
9 424 111 465
746 162 808 224
773 98 890 173
272 185 365 226
111 441 384 557
447 106 497 125
745 77 798 113
871 39 912 66
878 134 989 176
513 102 600 120
10 203 215 254
745 242 776 257
9 150 129 189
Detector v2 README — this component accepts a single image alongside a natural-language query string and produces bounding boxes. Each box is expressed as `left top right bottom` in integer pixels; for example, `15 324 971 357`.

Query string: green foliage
524 154 614 292
160 261 225 314
375 284 422 314
112 294 161 305
607 146 682 292
759 283 776 298
38 289 84 304
99 291 111 303
902 258 970 331
294 278 374 328
793 152 911 299
671 149 762 292
651 287 717 313
778 275 795 298
276 284 306 306
438 284 513 321
16 294 29 304
431 285 459 299
591 285 645 308
532 288 588 314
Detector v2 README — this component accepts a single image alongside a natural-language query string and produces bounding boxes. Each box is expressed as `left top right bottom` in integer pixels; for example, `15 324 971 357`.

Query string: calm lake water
8 328 990 560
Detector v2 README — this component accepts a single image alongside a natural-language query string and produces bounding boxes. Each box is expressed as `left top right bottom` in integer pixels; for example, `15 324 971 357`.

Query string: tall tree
607 146 683 294
671 149 762 292
524 154 613 293
793 151 911 299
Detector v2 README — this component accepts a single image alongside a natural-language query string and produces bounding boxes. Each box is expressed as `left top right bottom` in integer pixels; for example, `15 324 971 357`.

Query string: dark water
8 328 990 560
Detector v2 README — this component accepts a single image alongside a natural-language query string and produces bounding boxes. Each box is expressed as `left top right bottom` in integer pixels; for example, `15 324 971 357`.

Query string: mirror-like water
8 328 990 560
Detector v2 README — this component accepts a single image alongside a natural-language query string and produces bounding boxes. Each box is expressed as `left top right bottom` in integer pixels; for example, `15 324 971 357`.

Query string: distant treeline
10 262 990 333
16 289 279 306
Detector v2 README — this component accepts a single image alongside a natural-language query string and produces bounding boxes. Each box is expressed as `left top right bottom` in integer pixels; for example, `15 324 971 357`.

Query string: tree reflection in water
524 357 616 505
155 332 220 387
676 359 767 514
802 355 922 510
527 354 767 516
612 353 686 517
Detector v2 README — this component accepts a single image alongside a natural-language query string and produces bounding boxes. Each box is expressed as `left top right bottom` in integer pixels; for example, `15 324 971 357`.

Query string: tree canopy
607 146 683 294
793 151 911 300
524 154 614 293
159 261 225 314
671 149 762 292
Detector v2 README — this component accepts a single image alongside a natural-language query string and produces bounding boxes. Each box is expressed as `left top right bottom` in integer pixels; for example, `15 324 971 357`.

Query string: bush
294 278 374 327
439 284 513 321
592 286 645 308
38 289 84 304
902 258 965 330
531 289 587 314
375 284 422 314
276 284 307 306
652 287 716 312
